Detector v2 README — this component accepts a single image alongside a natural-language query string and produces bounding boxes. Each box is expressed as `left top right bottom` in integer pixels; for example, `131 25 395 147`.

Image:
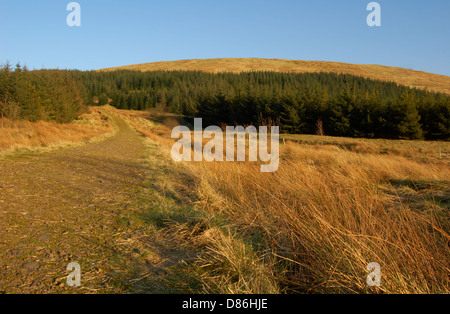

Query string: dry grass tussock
118 108 449 294
190 144 449 293
0 107 115 158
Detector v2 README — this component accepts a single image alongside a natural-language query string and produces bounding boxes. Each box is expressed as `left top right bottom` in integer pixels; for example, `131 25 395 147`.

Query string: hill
100 58 450 95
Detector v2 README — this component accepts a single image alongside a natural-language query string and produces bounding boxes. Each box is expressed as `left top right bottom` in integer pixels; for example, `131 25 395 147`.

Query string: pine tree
392 91 424 140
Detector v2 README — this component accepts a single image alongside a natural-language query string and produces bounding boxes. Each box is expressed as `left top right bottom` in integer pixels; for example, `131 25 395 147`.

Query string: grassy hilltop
100 58 450 95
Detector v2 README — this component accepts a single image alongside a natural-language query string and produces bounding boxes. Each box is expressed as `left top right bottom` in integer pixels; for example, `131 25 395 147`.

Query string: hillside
100 58 450 95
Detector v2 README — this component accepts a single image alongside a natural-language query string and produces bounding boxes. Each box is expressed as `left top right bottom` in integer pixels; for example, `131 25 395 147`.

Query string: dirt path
0 113 186 294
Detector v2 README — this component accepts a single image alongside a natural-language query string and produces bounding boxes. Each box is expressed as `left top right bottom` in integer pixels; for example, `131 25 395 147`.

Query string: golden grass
0 107 115 158
282 134 450 164
113 108 450 294
100 58 450 95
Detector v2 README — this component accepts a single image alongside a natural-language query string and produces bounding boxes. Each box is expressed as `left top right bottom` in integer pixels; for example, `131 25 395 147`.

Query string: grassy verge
0 107 116 160
132 136 279 294
114 107 449 294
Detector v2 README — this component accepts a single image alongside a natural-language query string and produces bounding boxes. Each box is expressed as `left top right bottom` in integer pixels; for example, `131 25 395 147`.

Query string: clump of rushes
113 107 450 294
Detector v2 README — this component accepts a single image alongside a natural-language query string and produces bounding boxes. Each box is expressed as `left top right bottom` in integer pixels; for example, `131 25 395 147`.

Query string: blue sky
0 0 449 75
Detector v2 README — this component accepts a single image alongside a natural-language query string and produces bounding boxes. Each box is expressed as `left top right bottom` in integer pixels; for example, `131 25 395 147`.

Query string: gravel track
0 113 175 294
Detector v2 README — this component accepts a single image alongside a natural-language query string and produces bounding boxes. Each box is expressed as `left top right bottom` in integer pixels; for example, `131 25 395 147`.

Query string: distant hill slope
100 58 450 95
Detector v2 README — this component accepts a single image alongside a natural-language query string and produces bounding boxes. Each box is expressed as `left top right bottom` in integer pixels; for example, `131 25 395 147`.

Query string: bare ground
0 112 192 294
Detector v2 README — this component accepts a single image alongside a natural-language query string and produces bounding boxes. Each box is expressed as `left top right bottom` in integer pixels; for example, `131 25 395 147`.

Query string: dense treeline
0 64 86 123
1 64 449 140
81 70 450 140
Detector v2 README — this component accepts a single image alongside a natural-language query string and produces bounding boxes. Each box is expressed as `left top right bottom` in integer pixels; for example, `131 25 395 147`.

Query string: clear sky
0 0 449 76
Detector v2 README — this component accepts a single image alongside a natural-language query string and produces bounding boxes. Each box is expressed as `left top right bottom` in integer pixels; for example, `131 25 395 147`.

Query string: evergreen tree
392 91 424 140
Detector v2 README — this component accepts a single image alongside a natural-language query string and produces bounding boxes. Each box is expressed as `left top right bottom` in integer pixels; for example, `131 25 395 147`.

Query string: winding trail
0 113 180 293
